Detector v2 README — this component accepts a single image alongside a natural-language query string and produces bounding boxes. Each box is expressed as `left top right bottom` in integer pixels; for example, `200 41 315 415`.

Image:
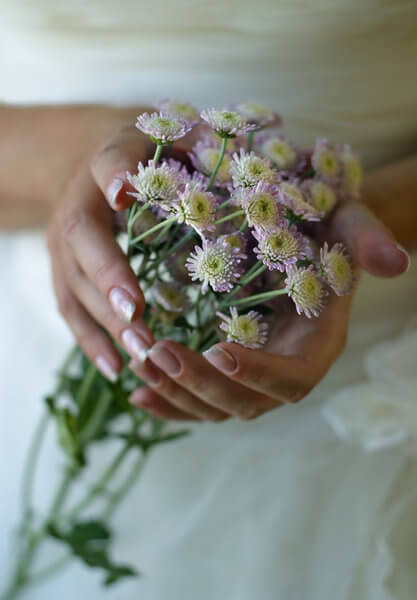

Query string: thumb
331 202 410 278
90 124 152 211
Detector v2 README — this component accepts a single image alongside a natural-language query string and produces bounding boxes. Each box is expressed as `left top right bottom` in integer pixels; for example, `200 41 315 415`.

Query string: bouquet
2 100 360 599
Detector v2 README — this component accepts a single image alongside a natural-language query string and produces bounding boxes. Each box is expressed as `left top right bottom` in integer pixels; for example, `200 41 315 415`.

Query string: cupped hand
130 202 409 421
47 113 160 381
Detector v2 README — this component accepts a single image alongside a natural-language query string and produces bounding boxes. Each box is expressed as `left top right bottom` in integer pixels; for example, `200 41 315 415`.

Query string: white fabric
1 2 417 598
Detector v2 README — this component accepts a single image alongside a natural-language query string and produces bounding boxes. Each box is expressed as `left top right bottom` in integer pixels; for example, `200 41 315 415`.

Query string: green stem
20 413 49 522
79 388 113 445
142 229 196 278
230 288 288 309
247 131 255 153
207 137 228 190
216 199 231 212
151 219 175 247
153 144 163 164
76 363 98 415
130 216 177 246
68 442 132 518
102 451 149 520
239 216 248 232
220 260 265 305
214 209 244 226
130 201 150 228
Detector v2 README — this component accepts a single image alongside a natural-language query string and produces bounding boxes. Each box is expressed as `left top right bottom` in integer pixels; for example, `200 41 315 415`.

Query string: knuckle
61 209 87 240
93 256 120 286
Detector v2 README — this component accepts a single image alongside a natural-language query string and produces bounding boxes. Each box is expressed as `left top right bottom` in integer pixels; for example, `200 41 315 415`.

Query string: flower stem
207 137 228 190
142 229 196 277
229 288 288 309
153 144 163 164
214 209 244 226
239 216 248 232
129 216 177 246
247 131 255 152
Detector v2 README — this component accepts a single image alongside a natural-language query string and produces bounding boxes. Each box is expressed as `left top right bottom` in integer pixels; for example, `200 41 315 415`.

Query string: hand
130 202 410 421
47 110 157 381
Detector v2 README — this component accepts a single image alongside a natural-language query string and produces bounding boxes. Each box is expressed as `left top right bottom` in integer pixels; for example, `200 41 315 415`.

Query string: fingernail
203 346 237 374
107 178 123 209
148 346 181 377
129 359 161 386
96 356 118 382
396 244 411 272
109 287 136 322
122 329 150 362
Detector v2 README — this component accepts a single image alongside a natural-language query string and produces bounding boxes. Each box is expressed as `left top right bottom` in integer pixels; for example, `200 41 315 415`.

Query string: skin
0 105 415 422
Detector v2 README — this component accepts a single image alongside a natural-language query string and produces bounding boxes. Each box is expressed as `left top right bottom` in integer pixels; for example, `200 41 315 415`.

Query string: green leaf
56 408 85 467
48 520 138 586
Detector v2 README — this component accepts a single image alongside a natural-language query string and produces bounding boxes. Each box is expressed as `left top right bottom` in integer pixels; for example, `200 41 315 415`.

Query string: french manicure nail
148 346 181 377
107 178 123 209
396 244 411 272
203 346 237 374
122 329 150 362
109 287 136 322
96 356 118 382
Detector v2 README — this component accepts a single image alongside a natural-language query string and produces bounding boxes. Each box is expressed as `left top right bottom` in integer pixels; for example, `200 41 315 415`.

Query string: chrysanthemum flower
340 146 363 199
219 231 248 254
152 281 190 313
303 179 338 216
217 307 268 349
186 238 246 294
127 160 184 207
173 182 217 233
285 265 327 318
136 111 192 144
240 182 282 230
234 103 280 130
320 242 354 296
311 138 342 181
200 109 256 138
278 181 322 222
189 141 233 186
260 135 298 171
157 99 200 125
231 149 277 190
252 226 309 271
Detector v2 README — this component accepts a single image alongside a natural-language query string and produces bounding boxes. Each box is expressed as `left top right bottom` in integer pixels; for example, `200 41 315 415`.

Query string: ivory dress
1 2 417 598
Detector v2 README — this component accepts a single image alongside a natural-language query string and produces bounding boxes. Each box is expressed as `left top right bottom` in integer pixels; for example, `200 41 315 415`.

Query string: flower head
240 182 282 230
189 140 233 186
260 135 298 171
186 238 246 293
156 99 200 125
231 149 277 190
200 109 256 138
340 145 363 199
320 242 354 296
278 181 322 222
127 159 184 207
252 226 310 271
173 182 217 233
217 307 268 349
233 103 280 130
303 179 338 216
285 265 327 318
311 138 342 181
152 281 190 313
219 231 248 254
136 111 192 144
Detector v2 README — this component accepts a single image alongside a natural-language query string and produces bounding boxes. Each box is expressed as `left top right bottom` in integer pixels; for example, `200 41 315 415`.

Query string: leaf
48 520 138 586
56 408 85 467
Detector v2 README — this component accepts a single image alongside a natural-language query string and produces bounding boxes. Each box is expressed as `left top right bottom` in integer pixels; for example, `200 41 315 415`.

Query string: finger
130 387 200 421
52 271 122 382
130 358 230 422
66 261 154 361
147 341 276 419
331 202 409 277
90 125 152 210
62 173 146 324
